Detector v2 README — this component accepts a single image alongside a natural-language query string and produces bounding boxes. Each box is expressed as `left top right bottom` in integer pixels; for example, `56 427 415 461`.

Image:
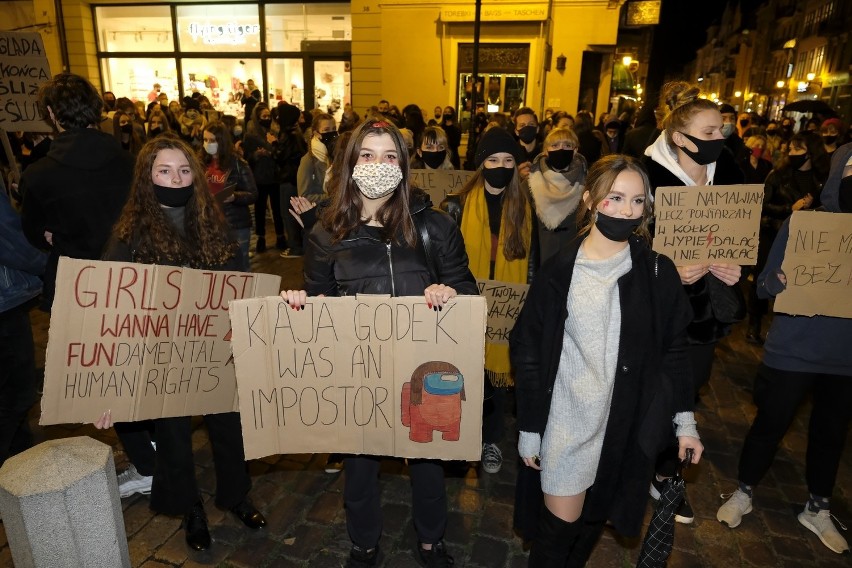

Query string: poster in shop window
229 295 487 461
39 257 280 425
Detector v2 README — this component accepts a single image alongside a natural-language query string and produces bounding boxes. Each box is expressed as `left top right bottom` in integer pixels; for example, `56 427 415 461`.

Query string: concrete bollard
0 436 131 568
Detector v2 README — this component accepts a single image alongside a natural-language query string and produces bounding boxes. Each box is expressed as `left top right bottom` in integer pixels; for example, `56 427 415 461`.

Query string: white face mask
351 162 403 200
204 142 218 156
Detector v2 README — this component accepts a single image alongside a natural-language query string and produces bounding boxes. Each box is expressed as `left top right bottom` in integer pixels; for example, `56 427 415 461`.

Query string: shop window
176 5 261 53
180 58 263 120
101 58 178 103
313 60 350 121
95 6 173 53
267 59 306 110
265 3 351 52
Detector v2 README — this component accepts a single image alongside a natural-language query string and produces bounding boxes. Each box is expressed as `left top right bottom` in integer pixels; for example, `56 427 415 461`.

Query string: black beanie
278 103 301 128
718 103 736 115
475 127 525 168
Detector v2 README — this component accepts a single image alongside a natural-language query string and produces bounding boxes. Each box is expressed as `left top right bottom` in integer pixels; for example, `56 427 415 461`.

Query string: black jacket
510 236 694 538
761 166 821 232
643 149 745 344
440 193 539 285
20 128 133 308
304 192 477 297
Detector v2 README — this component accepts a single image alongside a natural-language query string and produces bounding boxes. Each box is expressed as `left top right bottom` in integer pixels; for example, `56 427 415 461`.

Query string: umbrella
636 449 693 568
782 99 838 116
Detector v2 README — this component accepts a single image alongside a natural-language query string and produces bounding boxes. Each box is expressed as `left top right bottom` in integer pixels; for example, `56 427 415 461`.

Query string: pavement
1 232 850 568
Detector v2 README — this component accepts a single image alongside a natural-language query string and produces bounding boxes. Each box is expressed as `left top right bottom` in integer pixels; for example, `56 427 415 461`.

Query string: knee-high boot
528 507 583 568
564 519 605 568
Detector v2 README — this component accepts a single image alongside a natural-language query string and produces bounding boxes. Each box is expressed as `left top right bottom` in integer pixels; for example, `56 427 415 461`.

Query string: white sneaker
117 464 153 498
798 507 850 554
717 489 753 528
481 443 503 474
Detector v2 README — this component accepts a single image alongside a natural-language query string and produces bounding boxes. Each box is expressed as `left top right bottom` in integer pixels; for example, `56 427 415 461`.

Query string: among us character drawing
402 361 465 443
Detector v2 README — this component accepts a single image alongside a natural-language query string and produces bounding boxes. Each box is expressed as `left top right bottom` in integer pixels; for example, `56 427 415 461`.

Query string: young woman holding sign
95 134 265 552
512 154 703 566
642 81 744 524
716 144 852 554
280 118 477 568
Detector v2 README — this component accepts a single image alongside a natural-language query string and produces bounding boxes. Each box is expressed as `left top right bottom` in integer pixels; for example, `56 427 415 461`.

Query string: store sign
626 1 661 26
188 22 260 46
0 31 52 132
441 4 548 22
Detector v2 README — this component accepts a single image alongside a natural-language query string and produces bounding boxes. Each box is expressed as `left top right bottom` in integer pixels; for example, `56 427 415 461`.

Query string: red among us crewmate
402 361 465 443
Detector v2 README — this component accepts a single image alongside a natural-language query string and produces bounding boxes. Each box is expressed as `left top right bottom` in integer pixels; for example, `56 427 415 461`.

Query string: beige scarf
527 167 584 230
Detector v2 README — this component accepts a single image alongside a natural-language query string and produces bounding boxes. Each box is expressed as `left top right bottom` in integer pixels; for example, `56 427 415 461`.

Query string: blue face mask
721 123 736 138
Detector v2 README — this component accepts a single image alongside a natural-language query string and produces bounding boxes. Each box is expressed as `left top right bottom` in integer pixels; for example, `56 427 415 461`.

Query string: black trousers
115 420 157 476
279 182 303 254
144 412 251 516
254 182 284 238
739 364 852 497
482 382 506 445
0 304 37 467
344 455 447 548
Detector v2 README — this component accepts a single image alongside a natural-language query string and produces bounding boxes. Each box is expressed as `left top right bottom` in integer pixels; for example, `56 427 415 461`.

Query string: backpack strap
413 213 439 284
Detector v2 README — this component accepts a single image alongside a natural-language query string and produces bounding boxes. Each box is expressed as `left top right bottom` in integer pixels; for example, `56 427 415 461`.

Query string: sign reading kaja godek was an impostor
774 211 852 319
477 279 529 346
652 184 764 265
40 257 280 425
229 295 486 461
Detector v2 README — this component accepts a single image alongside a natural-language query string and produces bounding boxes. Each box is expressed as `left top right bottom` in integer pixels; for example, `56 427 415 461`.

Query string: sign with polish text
0 31 52 132
40 258 281 425
774 211 852 318
410 169 474 207
229 295 486 461
652 184 764 265
477 279 529 346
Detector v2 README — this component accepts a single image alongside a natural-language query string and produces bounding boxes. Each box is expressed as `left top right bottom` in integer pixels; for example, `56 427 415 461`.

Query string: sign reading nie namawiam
652 184 764 265
0 31 52 132
229 295 486 461
40 258 281 425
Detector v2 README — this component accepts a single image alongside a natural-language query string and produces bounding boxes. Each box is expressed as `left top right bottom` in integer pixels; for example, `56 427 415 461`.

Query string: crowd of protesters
1 71 850 567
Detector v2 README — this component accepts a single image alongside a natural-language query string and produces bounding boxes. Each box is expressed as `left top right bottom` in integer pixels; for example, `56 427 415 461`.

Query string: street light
734 91 742 98
622 55 633 67
776 80 786 89
806 72 816 81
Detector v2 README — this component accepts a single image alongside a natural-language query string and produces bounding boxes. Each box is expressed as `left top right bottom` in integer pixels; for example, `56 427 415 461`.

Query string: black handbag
705 275 746 324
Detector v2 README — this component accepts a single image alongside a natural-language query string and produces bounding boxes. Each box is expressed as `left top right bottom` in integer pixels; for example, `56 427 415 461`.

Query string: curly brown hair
112 134 237 267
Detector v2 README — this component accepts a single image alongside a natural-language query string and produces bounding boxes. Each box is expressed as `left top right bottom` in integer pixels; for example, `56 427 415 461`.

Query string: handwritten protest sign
0 31 52 132
477 279 529 345
652 184 763 265
230 295 486 461
774 211 852 318
40 258 280 425
410 169 475 206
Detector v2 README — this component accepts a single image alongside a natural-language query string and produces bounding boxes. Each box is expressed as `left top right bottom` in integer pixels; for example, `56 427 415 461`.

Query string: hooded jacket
20 128 133 308
757 142 852 376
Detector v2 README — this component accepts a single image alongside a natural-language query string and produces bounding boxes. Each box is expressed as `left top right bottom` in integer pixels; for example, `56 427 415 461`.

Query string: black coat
643 149 745 344
304 193 478 297
209 155 257 231
510 236 694 538
20 128 133 308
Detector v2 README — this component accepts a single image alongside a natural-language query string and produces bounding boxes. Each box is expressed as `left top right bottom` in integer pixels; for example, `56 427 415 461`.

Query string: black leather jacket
440 194 539 285
304 192 477 297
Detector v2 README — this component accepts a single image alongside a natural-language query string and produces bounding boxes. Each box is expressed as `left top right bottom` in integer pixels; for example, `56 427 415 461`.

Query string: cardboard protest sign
410 169 475 206
230 295 487 461
477 279 529 345
0 31 52 132
774 211 852 318
652 184 763 265
40 257 281 425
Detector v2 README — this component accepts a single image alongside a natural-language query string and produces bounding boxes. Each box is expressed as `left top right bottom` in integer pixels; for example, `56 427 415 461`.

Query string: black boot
528 507 582 567
255 236 266 253
184 501 211 551
745 317 763 345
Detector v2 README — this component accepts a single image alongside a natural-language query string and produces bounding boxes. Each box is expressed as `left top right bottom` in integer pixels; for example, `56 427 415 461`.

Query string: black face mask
766 129 780 138
120 123 133 134
823 135 838 145
546 149 574 171
839 175 852 213
259 118 272 128
153 184 194 208
518 125 538 144
320 131 338 157
677 132 725 166
442 113 453 122
149 127 162 136
421 149 447 169
482 166 515 189
788 154 809 170
739 119 749 128
594 210 642 242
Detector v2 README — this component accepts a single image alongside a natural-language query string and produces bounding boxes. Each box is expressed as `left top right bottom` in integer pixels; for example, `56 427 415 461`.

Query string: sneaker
717 489 753 528
117 464 153 498
798 507 850 554
279 248 303 259
650 476 665 500
416 540 454 567
675 495 695 525
325 453 344 474
346 544 383 568
481 443 502 474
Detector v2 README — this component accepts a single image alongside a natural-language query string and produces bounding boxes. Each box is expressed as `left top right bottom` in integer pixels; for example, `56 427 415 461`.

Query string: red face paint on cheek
602 199 610 208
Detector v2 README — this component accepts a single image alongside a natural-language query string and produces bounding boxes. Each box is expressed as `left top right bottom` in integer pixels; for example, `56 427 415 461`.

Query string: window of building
181 58 263 119
267 58 306 109
101 58 178 102
95 5 173 52
176 4 261 53
265 3 351 52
